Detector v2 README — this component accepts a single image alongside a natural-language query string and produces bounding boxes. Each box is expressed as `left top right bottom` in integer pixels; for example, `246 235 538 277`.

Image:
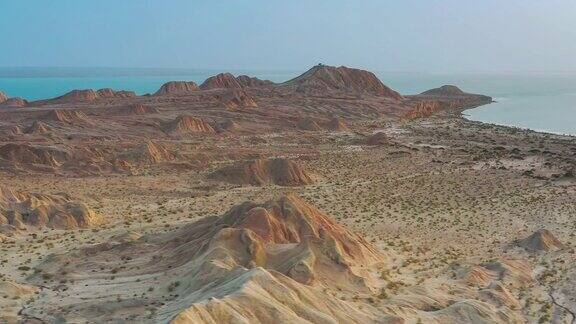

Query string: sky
1 0 575 73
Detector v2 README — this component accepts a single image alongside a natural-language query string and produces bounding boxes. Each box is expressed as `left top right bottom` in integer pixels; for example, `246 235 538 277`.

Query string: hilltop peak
420 85 466 96
282 65 403 99
200 72 242 90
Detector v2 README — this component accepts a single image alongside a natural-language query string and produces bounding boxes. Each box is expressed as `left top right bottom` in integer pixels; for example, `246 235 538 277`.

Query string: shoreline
456 102 576 139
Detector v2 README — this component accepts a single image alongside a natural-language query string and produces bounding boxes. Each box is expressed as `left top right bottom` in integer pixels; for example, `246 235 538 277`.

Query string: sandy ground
1 112 576 322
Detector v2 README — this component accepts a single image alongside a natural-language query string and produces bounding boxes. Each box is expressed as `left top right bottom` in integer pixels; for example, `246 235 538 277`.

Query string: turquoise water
0 67 296 100
383 72 576 135
1 68 576 135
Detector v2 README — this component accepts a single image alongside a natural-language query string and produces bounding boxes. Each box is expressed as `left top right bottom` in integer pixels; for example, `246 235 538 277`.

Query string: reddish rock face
282 65 403 99
219 90 258 109
518 229 565 252
0 97 27 107
119 141 175 164
155 81 199 96
236 75 274 87
403 85 493 119
165 115 215 135
40 88 135 104
56 89 98 102
0 143 71 167
25 121 51 134
96 88 135 98
200 73 242 90
403 100 447 119
209 158 314 186
44 109 89 123
125 103 159 115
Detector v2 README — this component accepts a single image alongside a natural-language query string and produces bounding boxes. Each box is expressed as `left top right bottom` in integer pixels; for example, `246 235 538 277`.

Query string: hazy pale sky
1 0 575 72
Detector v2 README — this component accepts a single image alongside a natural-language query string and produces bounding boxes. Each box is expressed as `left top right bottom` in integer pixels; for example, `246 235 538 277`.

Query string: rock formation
0 91 28 108
25 194 524 323
165 115 215 135
30 195 387 322
297 116 349 131
44 109 89 124
282 64 403 99
199 73 242 90
518 229 565 252
218 119 240 132
209 158 314 186
119 141 175 164
0 97 28 108
123 103 159 115
24 121 51 135
219 89 258 109
236 75 274 87
457 259 533 288
95 88 135 98
403 100 449 119
0 143 70 167
0 187 101 231
45 88 135 103
404 85 493 119
59 89 99 102
5 126 22 136
154 81 199 96
421 85 467 96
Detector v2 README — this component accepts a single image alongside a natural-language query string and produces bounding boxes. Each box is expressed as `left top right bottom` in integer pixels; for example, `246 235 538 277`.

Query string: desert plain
0 65 575 323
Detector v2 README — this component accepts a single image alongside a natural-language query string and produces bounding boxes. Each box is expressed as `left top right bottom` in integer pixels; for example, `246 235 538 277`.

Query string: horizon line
1 65 576 76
